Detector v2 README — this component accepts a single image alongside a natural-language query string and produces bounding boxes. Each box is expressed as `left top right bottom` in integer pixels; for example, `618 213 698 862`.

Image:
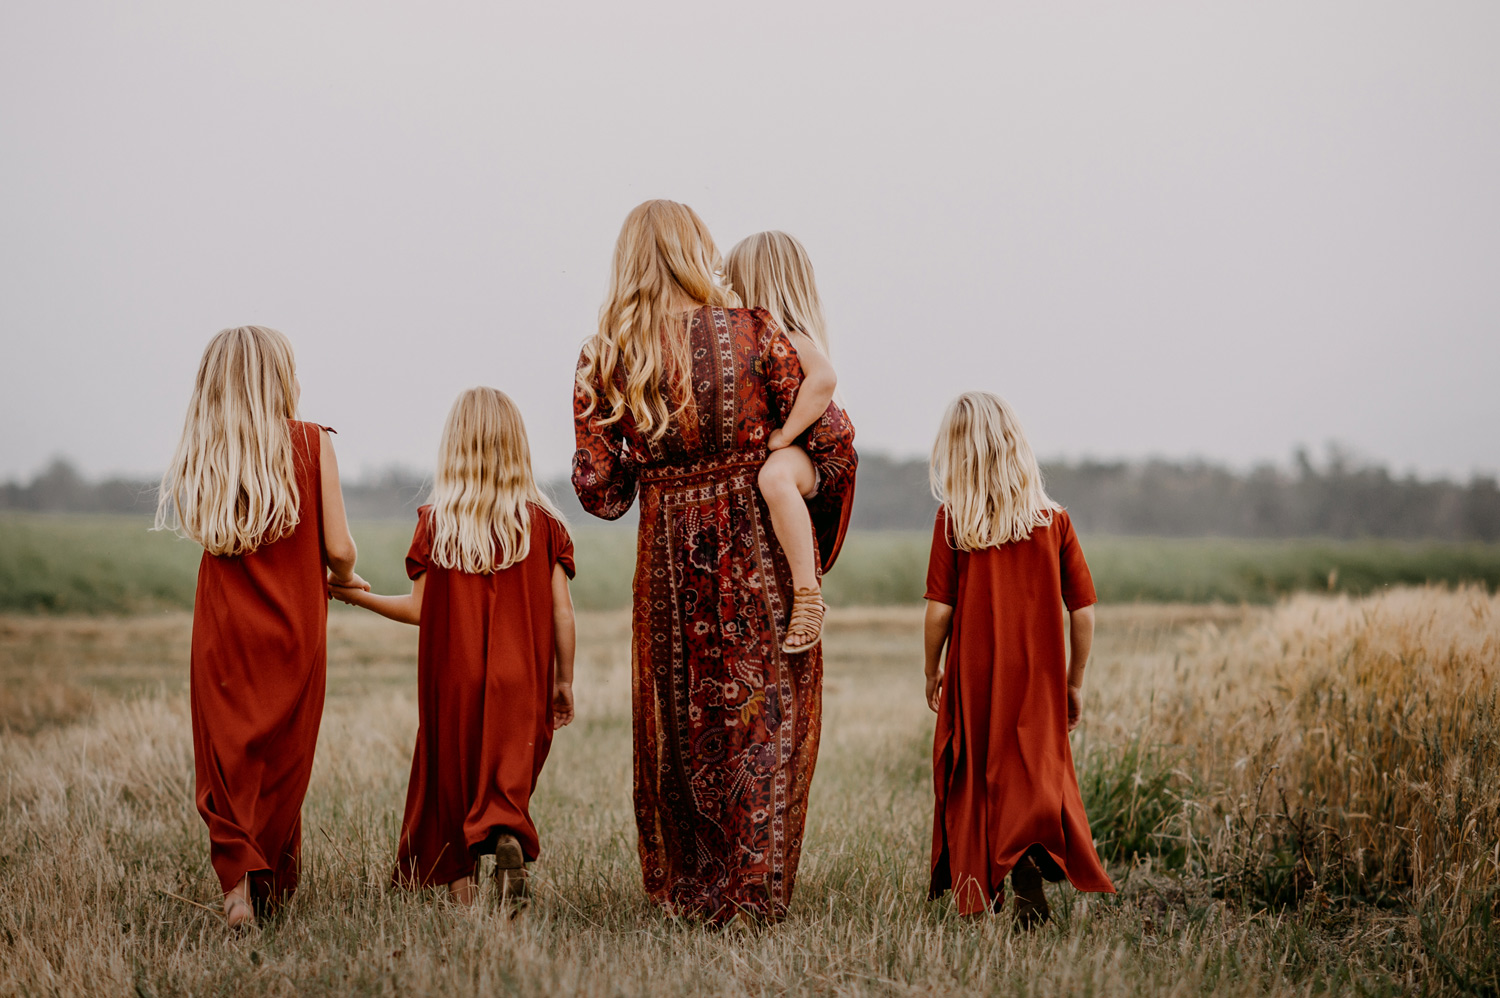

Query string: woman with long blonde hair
333 387 576 906
922 391 1114 925
156 324 363 929
572 200 858 923
725 230 850 652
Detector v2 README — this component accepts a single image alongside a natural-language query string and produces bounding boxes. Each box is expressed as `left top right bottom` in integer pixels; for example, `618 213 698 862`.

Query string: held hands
766 427 794 452
327 569 371 605
924 669 943 714
1067 684 1082 731
328 569 370 591
551 681 575 729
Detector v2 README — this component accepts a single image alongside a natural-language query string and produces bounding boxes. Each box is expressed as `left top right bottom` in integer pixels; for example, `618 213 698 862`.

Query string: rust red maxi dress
925 506 1116 915
392 503 575 888
572 306 857 923
190 420 330 906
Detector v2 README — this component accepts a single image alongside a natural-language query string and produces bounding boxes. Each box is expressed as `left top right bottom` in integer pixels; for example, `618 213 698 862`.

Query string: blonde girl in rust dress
923 391 1115 926
332 387 576 907
155 325 365 929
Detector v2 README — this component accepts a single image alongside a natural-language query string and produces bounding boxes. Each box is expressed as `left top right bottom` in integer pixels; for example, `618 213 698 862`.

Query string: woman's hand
925 669 943 713
1067 684 1082 731
328 569 370 592
551 682 575 729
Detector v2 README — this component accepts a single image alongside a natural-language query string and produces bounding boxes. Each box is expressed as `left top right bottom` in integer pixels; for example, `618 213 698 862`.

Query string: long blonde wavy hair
725 230 830 356
930 391 1061 551
577 200 739 441
154 325 302 557
427 387 564 574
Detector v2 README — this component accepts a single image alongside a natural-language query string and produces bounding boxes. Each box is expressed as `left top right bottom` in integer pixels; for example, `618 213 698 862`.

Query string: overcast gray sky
2 1 1496 483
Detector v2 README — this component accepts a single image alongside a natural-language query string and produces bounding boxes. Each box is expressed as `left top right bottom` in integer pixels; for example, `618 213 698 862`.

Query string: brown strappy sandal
781 586 826 654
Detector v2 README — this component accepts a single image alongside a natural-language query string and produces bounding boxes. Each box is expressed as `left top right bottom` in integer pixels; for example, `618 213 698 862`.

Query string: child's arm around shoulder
768 330 838 452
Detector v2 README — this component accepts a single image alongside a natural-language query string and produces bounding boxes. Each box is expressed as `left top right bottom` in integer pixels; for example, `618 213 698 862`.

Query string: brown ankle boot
1010 854 1050 929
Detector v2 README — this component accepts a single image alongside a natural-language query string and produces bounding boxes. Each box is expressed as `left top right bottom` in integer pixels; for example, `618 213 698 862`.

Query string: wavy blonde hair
154 325 302 557
725 230 830 356
427 387 564 574
931 391 1061 551
577 200 738 441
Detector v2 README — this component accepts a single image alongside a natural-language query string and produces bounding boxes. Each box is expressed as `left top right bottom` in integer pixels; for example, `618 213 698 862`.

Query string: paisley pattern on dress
572 306 857 922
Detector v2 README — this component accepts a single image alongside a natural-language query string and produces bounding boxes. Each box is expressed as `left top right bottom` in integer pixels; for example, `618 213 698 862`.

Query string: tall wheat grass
0 589 1495 996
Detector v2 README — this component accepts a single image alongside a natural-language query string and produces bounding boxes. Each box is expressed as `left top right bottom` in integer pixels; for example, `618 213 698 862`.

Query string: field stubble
1 589 1497 996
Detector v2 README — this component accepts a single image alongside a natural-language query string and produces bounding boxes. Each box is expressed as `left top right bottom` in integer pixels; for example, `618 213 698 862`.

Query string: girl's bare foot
448 875 477 905
224 875 254 930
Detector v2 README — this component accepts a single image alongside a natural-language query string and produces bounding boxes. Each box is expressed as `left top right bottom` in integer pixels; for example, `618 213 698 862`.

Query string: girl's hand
551 682 575 729
328 585 364 606
766 427 793 451
328 569 370 592
1067 684 1082 731
925 670 943 713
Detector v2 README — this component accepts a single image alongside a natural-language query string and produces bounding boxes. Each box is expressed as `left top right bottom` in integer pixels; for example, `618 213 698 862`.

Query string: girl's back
923 391 1114 919
193 420 328 658
393 500 575 888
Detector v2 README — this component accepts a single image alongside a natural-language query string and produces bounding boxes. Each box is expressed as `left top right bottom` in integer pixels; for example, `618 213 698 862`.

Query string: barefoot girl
332 387 576 904
725 231 846 653
155 325 364 929
923 391 1115 925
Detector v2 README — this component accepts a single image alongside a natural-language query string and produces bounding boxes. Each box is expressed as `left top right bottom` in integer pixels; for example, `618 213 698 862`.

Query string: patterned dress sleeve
405 506 433 581
570 347 639 521
1058 511 1098 611
924 507 960 606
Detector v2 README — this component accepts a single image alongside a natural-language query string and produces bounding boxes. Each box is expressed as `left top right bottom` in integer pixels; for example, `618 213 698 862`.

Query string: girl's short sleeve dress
925 506 1115 915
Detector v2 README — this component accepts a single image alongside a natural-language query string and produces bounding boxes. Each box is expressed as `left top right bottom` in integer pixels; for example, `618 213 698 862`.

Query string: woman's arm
1066 604 1095 731
550 562 576 728
571 351 640 520
923 599 955 713
767 331 837 451
319 429 366 589
331 573 425 626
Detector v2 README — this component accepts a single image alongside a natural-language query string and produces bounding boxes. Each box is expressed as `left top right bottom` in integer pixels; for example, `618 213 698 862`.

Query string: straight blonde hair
930 391 1061 551
427 387 565 574
577 200 738 442
724 230 830 356
154 325 302 557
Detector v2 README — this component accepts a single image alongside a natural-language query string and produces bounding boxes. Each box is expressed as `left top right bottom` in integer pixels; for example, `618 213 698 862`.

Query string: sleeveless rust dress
189 420 329 907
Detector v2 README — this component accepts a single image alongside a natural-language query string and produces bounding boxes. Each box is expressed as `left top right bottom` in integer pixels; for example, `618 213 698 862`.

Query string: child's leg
448 875 476 905
759 446 818 593
759 446 824 651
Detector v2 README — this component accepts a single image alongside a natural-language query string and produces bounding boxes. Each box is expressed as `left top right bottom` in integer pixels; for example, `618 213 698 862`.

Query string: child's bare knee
759 460 796 496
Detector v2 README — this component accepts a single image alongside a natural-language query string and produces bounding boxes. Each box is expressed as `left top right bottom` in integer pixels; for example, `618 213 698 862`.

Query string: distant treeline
4 449 1499 541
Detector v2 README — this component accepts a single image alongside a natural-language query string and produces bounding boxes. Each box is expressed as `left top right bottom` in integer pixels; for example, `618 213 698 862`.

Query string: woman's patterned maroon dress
572 306 857 922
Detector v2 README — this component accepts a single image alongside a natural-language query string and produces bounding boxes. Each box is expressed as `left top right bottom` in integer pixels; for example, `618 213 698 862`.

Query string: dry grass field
1 589 1497 996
